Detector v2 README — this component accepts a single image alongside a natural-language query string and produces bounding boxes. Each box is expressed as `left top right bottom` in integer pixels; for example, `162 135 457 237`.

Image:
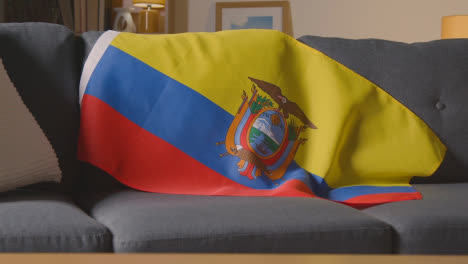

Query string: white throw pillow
0 58 61 191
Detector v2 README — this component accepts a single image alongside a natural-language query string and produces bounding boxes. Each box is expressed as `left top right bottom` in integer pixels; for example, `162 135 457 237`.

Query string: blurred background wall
177 0 468 43
2 0 468 42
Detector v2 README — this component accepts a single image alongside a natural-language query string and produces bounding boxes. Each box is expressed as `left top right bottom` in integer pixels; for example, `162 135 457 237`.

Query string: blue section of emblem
234 106 251 145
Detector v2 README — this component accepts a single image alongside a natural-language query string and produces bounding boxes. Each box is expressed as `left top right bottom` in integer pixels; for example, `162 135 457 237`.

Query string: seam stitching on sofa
113 227 391 246
0 232 110 241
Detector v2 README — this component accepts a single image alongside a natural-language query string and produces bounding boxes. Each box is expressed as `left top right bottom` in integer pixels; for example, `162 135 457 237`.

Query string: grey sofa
0 22 467 254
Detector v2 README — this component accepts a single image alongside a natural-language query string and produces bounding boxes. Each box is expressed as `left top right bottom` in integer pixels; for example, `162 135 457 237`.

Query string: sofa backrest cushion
0 58 62 191
0 23 81 192
298 36 468 183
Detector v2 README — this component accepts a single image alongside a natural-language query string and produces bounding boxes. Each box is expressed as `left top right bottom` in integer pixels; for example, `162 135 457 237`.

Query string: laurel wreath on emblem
217 77 317 181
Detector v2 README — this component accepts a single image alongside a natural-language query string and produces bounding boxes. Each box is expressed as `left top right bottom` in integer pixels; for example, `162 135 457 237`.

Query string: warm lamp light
133 0 165 8
441 15 468 39
133 0 165 33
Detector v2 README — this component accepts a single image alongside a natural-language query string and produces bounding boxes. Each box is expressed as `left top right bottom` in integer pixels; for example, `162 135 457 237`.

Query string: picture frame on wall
216 1 292 35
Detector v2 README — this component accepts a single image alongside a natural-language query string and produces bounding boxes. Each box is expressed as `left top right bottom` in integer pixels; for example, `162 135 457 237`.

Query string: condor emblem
217 77 317 180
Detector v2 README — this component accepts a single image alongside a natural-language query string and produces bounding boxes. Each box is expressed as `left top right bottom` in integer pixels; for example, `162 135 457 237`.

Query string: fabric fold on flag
78 30 446 207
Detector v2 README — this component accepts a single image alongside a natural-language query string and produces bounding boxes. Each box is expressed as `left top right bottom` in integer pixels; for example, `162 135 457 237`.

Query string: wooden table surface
1 254 468 264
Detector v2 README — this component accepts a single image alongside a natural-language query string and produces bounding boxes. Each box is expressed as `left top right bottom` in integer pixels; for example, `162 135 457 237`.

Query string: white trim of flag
79 30 120 105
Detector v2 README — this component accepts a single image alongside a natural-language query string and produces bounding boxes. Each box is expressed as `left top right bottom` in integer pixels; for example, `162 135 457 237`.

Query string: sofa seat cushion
80 190 392 253
0 190 111 252
363 183 468 254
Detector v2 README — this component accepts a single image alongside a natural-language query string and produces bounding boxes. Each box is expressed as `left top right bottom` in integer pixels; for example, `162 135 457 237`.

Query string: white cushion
0 58 61 191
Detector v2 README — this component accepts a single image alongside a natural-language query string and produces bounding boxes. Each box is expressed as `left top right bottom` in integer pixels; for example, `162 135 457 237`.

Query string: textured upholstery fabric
79 190 392 253
80 31 103 63
0 190 112 252
363 183 468 254
298 36 468 183
0 23 81 192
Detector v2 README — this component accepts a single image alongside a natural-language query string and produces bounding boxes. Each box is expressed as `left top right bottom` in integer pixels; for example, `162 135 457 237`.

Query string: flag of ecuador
78 30 446 207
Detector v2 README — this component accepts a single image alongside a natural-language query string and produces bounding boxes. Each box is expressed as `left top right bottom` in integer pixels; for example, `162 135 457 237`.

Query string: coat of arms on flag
218 77 317 181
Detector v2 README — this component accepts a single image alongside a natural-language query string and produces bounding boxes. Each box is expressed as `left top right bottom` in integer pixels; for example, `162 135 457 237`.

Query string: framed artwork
216 1 291 35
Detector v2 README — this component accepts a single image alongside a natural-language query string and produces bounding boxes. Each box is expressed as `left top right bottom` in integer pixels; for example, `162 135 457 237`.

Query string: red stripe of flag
342 192 422 208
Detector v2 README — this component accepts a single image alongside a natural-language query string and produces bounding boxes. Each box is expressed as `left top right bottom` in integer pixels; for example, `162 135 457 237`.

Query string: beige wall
178 0 468 43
